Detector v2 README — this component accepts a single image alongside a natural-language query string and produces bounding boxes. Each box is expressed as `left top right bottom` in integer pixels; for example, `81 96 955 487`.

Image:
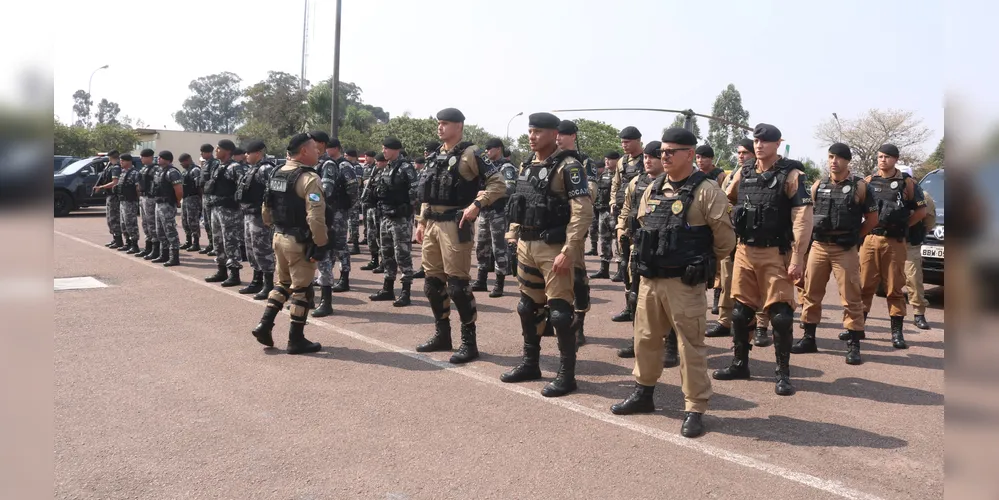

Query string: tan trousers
718 255 770 329
905 244 928 316
422 219 473 280
516 239 574 305
732 244 796 312
801 241 865 330
270 234 317 320
634 277 712 413
860 234 907 317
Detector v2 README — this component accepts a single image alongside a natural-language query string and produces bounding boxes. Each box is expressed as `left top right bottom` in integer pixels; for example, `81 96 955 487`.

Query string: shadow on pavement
709 414 909 449
794 377 943 405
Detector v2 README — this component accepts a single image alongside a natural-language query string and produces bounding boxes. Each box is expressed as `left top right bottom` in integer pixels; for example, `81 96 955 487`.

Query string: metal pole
86 64 108 128
681 109 694 133
300 0 308 92
330 0 342 138
506 111 523 140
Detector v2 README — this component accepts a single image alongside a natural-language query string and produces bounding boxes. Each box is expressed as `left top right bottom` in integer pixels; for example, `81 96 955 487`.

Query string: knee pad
573 268 591 311
547 299 574 330
423 276 447 301
768 302 794 333
446 277 471 301
517 293 539 319
732 301 757 328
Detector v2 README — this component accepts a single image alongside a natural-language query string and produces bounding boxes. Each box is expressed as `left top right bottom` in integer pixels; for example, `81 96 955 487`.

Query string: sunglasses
660 147 692 158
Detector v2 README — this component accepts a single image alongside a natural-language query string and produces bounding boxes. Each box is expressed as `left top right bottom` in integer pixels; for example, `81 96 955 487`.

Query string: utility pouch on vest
681 256 715 287
457 215 473 243
540 226 567 245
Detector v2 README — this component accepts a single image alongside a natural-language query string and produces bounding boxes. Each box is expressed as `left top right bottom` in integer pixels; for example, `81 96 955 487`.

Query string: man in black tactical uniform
204 140 248 287
135 149 160 259
313 133 359 316
150 151 184 266
365 137 418 307
235 141 277 300
179 153 203 252
589 152 618 278
198 144 220 256
610 127 645 284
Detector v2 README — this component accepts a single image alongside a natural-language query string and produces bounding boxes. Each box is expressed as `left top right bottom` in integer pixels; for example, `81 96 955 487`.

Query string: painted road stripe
55 276 108 291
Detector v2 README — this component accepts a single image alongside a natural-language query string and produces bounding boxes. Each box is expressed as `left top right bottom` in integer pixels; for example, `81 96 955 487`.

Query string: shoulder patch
308 192 321 202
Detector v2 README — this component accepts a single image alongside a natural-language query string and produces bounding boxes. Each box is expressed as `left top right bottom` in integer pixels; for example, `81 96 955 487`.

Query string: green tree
515 133 531 158
814 108 931 176
235 120 286 156
90 123 139 154
915 136 944 179
72 90 92 127
573 118 621 160
306 79 389 133
54 119 91 156
242 71 309 140
368 116 439 156
95 98 121 125
706 84 751 166
665 114 702 140
797 157 823 185
174 72 244 133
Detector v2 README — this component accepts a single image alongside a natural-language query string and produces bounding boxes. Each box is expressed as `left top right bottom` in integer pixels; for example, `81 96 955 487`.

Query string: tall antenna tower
300 0 309 91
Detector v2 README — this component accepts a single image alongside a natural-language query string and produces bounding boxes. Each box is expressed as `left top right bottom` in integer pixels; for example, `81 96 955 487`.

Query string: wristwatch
473 200 482 209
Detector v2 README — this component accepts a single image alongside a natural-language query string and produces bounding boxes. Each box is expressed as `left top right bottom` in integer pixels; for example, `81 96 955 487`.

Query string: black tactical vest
705 167 724 181
182 167 199 198
634 171 713 277
236 161 273 214
265 167 311 233
116 169 140 202
206 161 239 208
812 175 863 247
868 173 910 239
505 150 578 242
201 158 218 186
420 142 482 207
328 157 353 210
153 166 180 203
594 170 614 210
138 165 156 195
615 155 644 206
376 159 413 217
733 161 795 250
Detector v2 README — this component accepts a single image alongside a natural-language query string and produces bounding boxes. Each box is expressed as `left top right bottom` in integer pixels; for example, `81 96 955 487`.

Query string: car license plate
921 245 944 259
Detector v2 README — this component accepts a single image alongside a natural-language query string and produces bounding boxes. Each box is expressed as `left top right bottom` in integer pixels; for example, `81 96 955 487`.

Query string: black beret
232 147 246 156
178 153 192 162
643 141 662 156
108 150 120 158
829 142 852 161
878 143 900 158
484 138 504 149
528 112 560 129
413 157 426 164
382 136 403 150
695 144 715 158
424 141 441 153
619 126 641 140
596 159 605 168
345 148 358 157
557 120 578 135
158 150 174 161
752 123 782 142
286 132 313 153
604 151 621 160
246 140 266 153
365 150 377 158
502 147 511 157
310 130 331 145
374 153 386 162
120 154 133 162
738 138 755 152
217 139 236 151
327 138 342 149
661 127 697 146
436 108 465 122
200 143 214 153
140 148 155 157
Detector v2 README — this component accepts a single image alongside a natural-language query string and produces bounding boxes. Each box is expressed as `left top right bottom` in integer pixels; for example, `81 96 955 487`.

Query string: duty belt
424 208 462 222
274 226 308 239
870 227 905 239
641 266 686 279
154 196 174 204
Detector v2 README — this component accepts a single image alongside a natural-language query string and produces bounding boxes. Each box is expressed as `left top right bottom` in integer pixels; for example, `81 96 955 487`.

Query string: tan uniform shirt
809 174 880 238
639 175 736 261
262 159 328 246
418 144 507 224
616 174 653 240
610 153 642 209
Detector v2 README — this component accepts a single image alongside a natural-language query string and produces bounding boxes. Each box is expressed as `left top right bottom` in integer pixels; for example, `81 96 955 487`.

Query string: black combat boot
221 267 241 287
312 286 334 317
705 323 732 337
500 333 542 383
449 323 479 364
206 247 217 256
890 316 907 349
393 281 412 307
610 262 626 283
413 268 425 279
711 288 721 315
109 233 123 249
372 261 385 273
664 329 679 368
586 238 598 256
754 325 772 347
144 242 161 261
152 245 171 263
136 240 152 258
254 272 273 300
617 344 635 358
205 262 227 282
541 328 578 398
188 238 200 252
104 236 117 247
199 242 212 254
845 330 863 365
611 383 656 415
471 268 489 292
286 321 322 355
712 323 752 381
239 271 263 294
611 305 634 322
791 323 818 354
840 311 868 340
163 248 181 267
350 240 360 255
589 261 610 279
681 412 705 438
252 306 279 347
773 332 795 396
913 314 930 330
489 274 505 298
125 239 140 254
369 278 395 301
416 319 453 352
180 234 191 250
573 313 586 349
117 237 131 251
332 272 350 293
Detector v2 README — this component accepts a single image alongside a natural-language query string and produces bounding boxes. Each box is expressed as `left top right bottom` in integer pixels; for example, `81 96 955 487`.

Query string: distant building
132 129 238 166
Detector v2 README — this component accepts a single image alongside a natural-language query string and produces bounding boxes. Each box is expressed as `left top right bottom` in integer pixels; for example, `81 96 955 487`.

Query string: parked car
54 155 78 172
53 155 134 217
918 167 944 286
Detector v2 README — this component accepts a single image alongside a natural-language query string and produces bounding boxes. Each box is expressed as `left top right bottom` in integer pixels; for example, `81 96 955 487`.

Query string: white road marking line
55 276 108 291
55 230 886 500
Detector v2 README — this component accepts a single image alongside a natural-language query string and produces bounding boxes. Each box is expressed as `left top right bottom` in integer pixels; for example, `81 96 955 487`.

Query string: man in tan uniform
414 108 507 364
713 123 813 396
856 144 927 349
251 132 328 354
500 112 594 397
791 143 877 364
610 126 645 287
610 127 735 438
904 190 936 330
708 138 754 337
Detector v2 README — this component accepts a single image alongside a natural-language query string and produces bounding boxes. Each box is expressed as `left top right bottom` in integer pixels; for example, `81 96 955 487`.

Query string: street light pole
330 0 342 138
87 64 109 128
506 111 523 140
832 112 843 141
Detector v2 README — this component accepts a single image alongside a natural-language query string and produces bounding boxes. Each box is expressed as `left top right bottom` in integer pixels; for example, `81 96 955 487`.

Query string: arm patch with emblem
564 162 590 199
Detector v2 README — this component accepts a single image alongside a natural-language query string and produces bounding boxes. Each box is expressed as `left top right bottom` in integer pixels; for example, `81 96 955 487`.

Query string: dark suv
53 155 114 216
918 168 944 286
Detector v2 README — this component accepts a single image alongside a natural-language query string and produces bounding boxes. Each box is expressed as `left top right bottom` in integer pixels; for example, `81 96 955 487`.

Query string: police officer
905 189 936 330
135 149 160 259
611 127 645 283
313 134 359 315
251 133 327 355
232 147 249 262
345 148 364 255
115 154 142 254
855 144 927 349
204 139 248 287
359 150 377 246
235 140 277 300
611 128 735 438
151 151 184 266
585 159 604 256
695 144 727 191
500 112 594 396
365 137 418 306
411 157 426 240
179 153 203 252
198 144 220 256
414 108 506 363
713 123 813 396
360 152 387 272
590 152 618 277
93 150 123 248
791 143 877 365
471 138 514 297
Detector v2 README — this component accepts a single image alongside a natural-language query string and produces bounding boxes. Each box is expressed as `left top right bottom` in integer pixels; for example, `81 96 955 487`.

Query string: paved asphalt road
54 209 944 499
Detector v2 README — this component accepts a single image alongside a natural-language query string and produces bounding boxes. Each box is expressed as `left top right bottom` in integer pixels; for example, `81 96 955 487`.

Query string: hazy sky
49 0 954 163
